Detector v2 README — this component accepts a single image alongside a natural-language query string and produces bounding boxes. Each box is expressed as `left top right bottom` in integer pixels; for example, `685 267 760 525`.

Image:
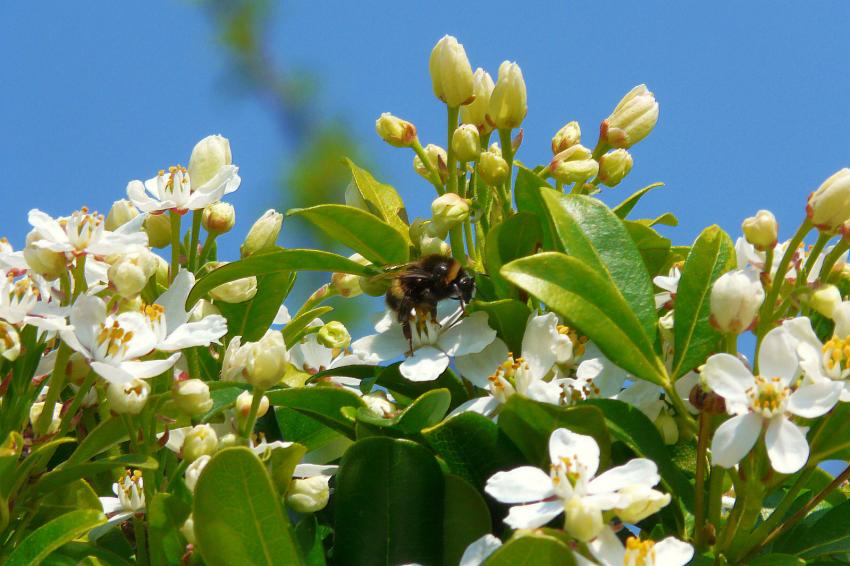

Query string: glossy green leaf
148 493 191 566
289 204 409 265
30 454 158 497
468 299 531 355
484 533 577 565
484 212 542 295
777 498 850 559
66 416 129 466
356 388 451 434
374 363 468 409
443 474 492 566
187 247 375 307
346 158 411 242
294 516 327 566
29 479 101 528
217 271 296 342
49 541 133 566
671 225 736 378
334 437 444 566
625 220 673 278
808 403 850 463
748 555 804 566
194 447 304 566
612 182 665 219
502 253 668 386
5 509 106 566
513 167 558 250
266 386 364 439
281 306 333 348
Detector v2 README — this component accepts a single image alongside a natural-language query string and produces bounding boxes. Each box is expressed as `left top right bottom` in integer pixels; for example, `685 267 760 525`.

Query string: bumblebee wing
368 262 432 284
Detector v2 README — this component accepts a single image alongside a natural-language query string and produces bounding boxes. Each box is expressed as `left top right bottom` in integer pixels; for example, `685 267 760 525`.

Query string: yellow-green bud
428 35 474 107
217 433 239 450
189 299 221 323
358 274 391 296
153 254 169 287
106 378 150 415
66 352 91 386
419 235 451 257
241 209 283 258
375 113 417 148
742 210 778 251
181 515 196 544
614 485 672 523
810 284 842 318
182 424 218 463
409 218 443 242
107 249 158 298
210 274 258 303
564 497 604 542
188 134 232 190
461 68 495 135
202 202 235 235
105 199 139 231
549 145 599 184
29 402 61 435
413 144 448 184
0 322 20 362
144 214 172 249
602 84 659 149
222 330 292 390
654 412 679 445
331 254 369 298
551 121 581 154
23 231 66 280
317 321 351 350
487 61 527 130
807 169 850 234
451 124 481 162
597 149 633 187
235 390 270 420
477 151 509 186
363 391 395 417
431 193 470 232
173 379 213 417
286 476 331 513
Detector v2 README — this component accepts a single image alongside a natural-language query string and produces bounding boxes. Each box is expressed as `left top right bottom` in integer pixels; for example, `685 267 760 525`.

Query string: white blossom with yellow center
784 304 850 403
98 469 146 529
127 162 240 214
27 208 147 257
575 526 693 566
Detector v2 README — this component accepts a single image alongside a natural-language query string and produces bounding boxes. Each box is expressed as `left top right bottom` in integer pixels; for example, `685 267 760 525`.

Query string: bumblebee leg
429 304 439 326
401 319 414 357
453 283 467 315
415 307 428 336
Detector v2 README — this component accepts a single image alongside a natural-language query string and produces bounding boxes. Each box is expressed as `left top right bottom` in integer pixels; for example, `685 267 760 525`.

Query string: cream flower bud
742 210 779 251
29 402 61 435
363 392 395 417
431 193 470 232
597 149 634 187
487 61 527 130
810 284 842 318
241 209 283 258
0 322 21 362
331 253 369 298
419 235 451 257
709 269 765 334
286 476 331 513
105 199 139 231
210 274 258 303
807 169 850 234
154 254 169 287
413 144 448 184
106 378 150 415
67 352 91 386
181 516 196 544
108 249 158 298
477 151 509 186
564 496 604 542
375 113 417 148
409 218 444 242
614 485 672 523
654 412 679 445
217 433 239 450
188 299 221 323
429 35 474 107
317 321 351 350
144 214 172 249
202 202 236 235
602 84 659 149
358 274 391 297
461 68 495 135
173 379 213 417
182 424 218 463
235 390 270 419
225 330 292 390
188 134 232 190
551 121 581 154
451 124 481 163
23 230 66 280
549 145 599 184
184 455 210 493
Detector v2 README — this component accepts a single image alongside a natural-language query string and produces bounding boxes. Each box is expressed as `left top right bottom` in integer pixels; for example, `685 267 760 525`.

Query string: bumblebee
383 254 475 355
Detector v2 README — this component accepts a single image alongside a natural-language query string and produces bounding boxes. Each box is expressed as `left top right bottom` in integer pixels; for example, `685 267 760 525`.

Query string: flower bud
210 273 258 303
551 122 581 154
202 202 236 235
184 455 210 493
0 322 20 362
182 424 218 463
461 68 495 135
23 230 66 280
409 218 443 242
188 299 221 323
742 210 778 251
451 124 481 163
29 401 61 435
331 253 369 298
429 35 474 107
181 515 196 544
66 352 91 386
106 378 150 415
223 330 292 390
105 199 139 231
549 145 599 184
807 169 850 234
363 391 395 417
810 284 842 318
241 209 282 258
487 61 527 130
108 249 158 298
597 149 633 187
188 134 232 190
564 496 604 542
153 254 169 287
709 269 765 334
144 214 172 249
375 113 417 148
419 235 451 257
413 144 448 184
316 321 351 350
614 485 672 523
173 379 213 417
602 84 659 148
235 390 270 419
431 193 470 232
654 412 679 445
358 274 392 297
286 476 331 513
217 433 239 450
477 151 509 186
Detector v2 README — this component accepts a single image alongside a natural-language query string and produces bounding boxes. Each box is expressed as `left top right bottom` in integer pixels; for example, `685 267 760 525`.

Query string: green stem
449 225 466 262
820 238 850 284
799 232 831 285
59 271 72 305
725 334 738 356
411 139 445 194
706 465 725 530
72 255 87 298
498 129 515 217
240 389 265 440
198 232 218 267
133 514 149 566
591 138 610 160
35 342 71 436
188 210 202 272
694 412 710 549
121 413 141 453
665 380 696 437
169 211 182 284
57 370 97 436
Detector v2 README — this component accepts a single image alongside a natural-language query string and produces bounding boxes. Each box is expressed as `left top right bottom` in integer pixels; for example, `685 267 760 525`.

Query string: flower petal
521 313 558 379
788 380 842 418
91 361 135 386
351 327 408 363
759 326 800 385
158 316 228 351
127 180 166 213
588 526 626 566
710 412 762 468
834 301 850 338
765 417 809 474
588 458 660 495
455 339 509 389
156 269 193 333
399 347 449 382
549 428 599 478
701 354 752 410
448 395 501 419
438 311 496 357
121 354 180 380
655 537 695 566
460 534 503 566
485 466 556 503
503 500 564 530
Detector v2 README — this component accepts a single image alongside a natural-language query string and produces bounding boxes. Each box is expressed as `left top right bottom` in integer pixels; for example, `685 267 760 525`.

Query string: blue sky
2 2 850 259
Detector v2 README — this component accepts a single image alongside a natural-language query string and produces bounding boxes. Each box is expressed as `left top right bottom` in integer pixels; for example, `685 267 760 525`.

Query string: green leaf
289 204 409 265
443 474 492 566
5 509 106 566
334 437 444 566
148 493 191 566
612 182 665 219
584 399 694 511
484 212 542 296
266 386 365 439
345 158 411 242
294 516 327 566
217 271 296 342
808 403 850 463
640 211 679 227
281 306 333 348
513 167 558 250
671 225 736 378
538 189 657 342
502 253 668 386
66 417 129 466
356 388 451 435
468 299 531 355
275 408 343 453
498 396 611 470
194 447 304 566
30 454 157 497
625 220 673 278
778 498 850 559
374 363 468 409
483 533 577 565
29 479 101 528
748 555 805 566
187 247 375 308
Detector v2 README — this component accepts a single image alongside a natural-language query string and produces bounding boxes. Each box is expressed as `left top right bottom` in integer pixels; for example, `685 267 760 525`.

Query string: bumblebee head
455 271 475 303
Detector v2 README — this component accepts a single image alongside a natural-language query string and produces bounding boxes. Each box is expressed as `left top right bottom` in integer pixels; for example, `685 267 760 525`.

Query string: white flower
736 237 847 284
460 534 502 566
351 306 496 382
27 208 147 258
484 428 668 541
702 326 842 474
785 307 850 402
0 274 66 331
99 469 146 526
222 330 292 389
184 454 211 492
127 163 240 213
653 266 680 309
577 526 693 566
